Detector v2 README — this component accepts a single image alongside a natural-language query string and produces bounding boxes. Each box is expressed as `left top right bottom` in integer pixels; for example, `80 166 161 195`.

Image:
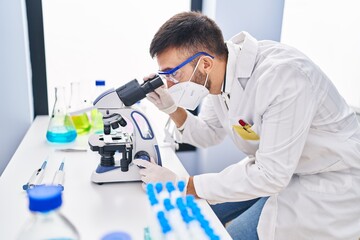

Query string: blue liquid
46 130 77 143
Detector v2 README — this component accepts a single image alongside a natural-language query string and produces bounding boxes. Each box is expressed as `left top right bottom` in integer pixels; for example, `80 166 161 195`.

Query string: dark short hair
150 11 228 60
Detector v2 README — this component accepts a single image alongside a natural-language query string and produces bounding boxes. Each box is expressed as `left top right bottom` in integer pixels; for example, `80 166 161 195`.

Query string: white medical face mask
168 58 209 111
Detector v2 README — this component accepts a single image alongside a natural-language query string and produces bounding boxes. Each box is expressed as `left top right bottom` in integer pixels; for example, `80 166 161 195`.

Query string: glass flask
46 87 77 143
68 81 91 135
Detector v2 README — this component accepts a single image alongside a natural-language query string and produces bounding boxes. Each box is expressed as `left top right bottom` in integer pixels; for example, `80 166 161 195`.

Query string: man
133 11 360 240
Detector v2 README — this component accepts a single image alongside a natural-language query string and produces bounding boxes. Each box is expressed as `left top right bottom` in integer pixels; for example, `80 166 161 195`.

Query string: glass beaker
68 81 91 135
46 87 77 143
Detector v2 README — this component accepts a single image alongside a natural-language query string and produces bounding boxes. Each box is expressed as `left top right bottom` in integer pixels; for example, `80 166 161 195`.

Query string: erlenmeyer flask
46 87 77 143
68 82 91 135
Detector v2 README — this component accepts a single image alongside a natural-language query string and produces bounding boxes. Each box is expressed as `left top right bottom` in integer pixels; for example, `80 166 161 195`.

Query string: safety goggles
158 51 214 84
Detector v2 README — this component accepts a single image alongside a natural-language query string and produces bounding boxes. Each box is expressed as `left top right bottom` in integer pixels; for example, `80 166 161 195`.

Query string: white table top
0 116 231 240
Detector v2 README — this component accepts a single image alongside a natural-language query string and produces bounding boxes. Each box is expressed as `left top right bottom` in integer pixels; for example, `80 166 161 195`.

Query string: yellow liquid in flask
71 113 91 135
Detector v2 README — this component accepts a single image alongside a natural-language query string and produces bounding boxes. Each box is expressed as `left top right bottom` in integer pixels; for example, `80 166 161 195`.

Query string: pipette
22 159 47 190
52 160 65 190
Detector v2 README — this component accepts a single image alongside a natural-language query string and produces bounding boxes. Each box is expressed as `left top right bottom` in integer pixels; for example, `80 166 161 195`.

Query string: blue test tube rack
146 181 220 240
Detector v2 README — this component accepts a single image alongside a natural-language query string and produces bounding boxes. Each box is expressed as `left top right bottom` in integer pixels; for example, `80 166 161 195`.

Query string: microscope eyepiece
115 75 164 106
140 75 164 94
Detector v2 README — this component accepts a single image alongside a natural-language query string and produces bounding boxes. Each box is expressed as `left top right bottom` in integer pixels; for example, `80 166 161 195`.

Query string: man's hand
146 87 177 114
133 158 187 190
144 74 177 114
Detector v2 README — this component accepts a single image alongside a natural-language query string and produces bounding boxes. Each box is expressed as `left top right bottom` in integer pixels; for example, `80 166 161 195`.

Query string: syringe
22 159 47 190
52 160 65 190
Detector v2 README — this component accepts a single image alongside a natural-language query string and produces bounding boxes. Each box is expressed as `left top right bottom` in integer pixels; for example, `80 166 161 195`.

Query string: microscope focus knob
134 151 150 169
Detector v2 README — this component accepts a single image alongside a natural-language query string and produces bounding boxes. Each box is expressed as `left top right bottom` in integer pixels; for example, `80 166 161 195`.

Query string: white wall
42 0 191 114
204 0 284 41
281 0 360 109
179 0 285 175
0 0 33 175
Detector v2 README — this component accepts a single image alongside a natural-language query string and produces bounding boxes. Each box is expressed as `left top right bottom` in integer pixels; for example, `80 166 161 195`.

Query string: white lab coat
177 32 360 239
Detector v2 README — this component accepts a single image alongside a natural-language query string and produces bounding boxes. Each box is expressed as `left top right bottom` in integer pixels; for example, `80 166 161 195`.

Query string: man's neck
209 59 227 95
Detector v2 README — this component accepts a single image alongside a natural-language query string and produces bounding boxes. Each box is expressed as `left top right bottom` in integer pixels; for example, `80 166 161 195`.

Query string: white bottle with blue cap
91 80 106 134
17 185 79 240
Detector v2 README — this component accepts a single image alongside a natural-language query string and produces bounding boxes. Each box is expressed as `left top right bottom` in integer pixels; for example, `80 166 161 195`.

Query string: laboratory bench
0 115 232 240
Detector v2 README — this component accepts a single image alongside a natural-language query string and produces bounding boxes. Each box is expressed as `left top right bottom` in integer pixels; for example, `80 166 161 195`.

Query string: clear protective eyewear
158 51 214 84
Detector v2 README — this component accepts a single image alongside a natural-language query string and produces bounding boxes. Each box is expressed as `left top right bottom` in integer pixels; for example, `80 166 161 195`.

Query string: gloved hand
133 158 188 191
144 74 177 114
146 86 177 114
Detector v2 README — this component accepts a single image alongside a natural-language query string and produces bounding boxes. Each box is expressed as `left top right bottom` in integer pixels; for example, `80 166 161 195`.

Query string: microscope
88 76 164 183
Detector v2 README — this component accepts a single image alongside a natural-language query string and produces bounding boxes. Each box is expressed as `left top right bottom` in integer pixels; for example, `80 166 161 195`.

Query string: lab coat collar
223 32 258 93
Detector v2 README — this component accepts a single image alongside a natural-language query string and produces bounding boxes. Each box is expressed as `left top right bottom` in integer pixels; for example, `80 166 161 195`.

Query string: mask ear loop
188 57 203 83
203 72 209 87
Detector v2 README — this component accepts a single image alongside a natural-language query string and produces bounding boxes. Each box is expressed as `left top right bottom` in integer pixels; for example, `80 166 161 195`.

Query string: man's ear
202 56 214 74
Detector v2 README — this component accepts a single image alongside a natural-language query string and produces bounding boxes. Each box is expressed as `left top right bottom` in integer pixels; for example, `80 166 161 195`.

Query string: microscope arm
93 88 125 109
